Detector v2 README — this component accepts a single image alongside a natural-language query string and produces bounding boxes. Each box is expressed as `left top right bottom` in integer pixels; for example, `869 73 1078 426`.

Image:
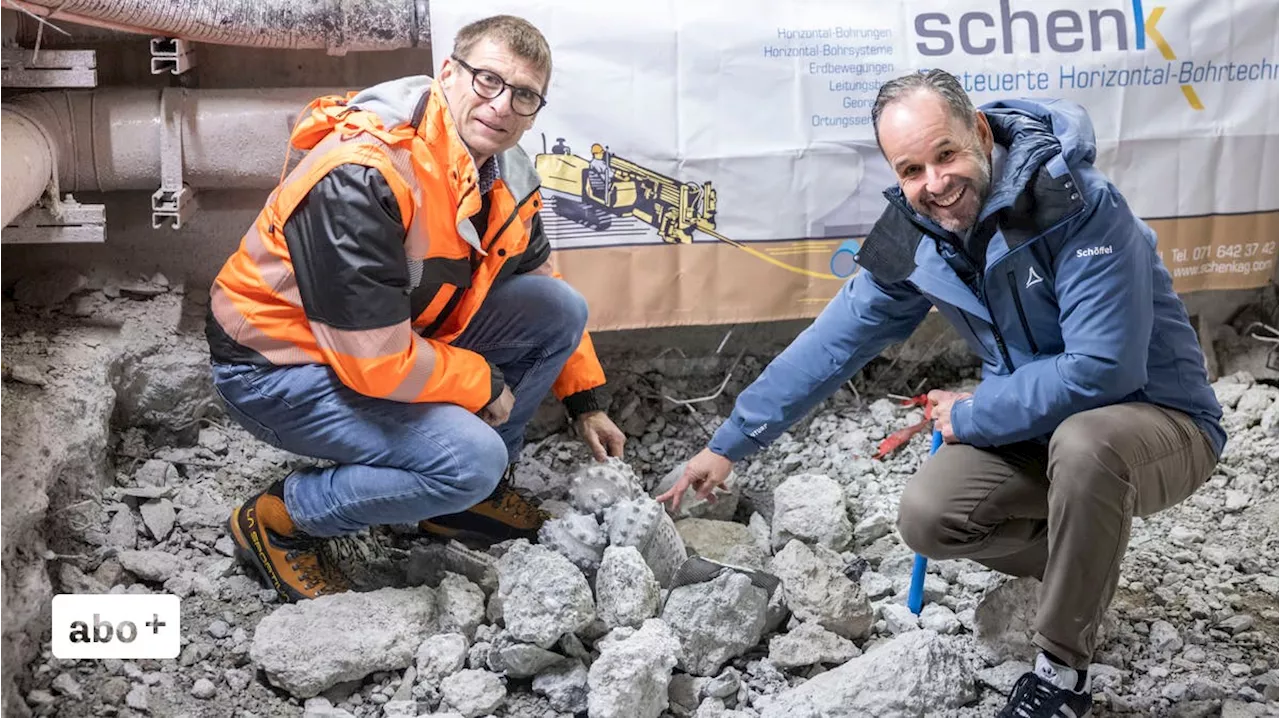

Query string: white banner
430 0 1279 329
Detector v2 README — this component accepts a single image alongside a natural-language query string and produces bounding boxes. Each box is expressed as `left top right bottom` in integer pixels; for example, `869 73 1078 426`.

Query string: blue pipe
907 430 944 614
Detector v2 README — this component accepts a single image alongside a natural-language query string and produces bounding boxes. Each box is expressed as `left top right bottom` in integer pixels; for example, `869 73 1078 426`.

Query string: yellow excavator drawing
534 135 717 244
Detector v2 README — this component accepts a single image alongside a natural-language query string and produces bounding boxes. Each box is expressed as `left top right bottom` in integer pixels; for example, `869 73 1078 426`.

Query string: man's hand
575 410 626 461
479 385 515 427
927 389 972 444
656 448 734 512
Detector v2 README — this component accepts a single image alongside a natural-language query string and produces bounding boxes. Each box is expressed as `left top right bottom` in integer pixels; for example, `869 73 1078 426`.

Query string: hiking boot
419 466 550 544
997 652 1093 718
228 479 348 603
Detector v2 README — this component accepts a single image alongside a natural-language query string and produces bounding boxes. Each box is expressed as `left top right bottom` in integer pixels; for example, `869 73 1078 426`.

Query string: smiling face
438 37 548 166
877 89 994 235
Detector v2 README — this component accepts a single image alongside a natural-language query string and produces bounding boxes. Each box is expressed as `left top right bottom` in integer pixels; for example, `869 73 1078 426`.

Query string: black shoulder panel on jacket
853 205 923 284
515 212 552 274
283 164 411 331
999 165 1088 249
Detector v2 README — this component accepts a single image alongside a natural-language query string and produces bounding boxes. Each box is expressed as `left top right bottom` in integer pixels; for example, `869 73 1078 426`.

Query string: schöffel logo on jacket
1076 245 1114 258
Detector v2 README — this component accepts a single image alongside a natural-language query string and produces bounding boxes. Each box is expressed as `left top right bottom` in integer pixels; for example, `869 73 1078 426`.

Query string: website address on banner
1171 259 1274 278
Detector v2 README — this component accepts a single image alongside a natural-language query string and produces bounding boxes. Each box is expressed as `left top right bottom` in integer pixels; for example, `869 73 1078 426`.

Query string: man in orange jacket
206 15 626 602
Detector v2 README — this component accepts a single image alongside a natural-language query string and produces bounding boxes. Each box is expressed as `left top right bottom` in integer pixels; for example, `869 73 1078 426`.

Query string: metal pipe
12 0 431 54
1 108 55 226
5 87 344 194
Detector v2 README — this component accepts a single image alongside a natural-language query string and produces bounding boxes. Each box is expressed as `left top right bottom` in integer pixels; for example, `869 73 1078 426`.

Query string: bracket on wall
3 196 106 244
150 38 196 75
151 87 198 229
1 48 97 87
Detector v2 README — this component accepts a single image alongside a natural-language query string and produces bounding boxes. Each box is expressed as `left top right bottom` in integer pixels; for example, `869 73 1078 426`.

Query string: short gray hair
871 69 976 146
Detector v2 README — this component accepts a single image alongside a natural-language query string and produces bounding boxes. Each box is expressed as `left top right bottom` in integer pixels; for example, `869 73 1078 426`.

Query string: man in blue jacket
659 69 1224 717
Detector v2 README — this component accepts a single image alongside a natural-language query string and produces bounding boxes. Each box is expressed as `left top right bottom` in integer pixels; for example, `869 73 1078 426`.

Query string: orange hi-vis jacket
206 76 606 414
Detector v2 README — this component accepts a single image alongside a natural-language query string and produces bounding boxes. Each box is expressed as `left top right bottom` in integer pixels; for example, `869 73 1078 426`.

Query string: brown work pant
898 402 1218 668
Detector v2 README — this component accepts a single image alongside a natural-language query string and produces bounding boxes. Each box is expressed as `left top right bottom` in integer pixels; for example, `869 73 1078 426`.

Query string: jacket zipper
1006 270 1040 354
975 274 1015 373
423 190 539 338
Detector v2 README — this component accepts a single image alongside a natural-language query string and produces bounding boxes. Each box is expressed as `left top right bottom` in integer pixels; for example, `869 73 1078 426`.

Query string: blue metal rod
907 430 944 614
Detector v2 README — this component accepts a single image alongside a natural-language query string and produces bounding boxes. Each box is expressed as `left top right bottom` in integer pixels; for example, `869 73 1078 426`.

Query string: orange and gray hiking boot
228 479 349 603
419 467 551 544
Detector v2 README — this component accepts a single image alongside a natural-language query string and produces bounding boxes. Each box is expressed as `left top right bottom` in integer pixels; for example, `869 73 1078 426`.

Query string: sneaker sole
228 505 291 602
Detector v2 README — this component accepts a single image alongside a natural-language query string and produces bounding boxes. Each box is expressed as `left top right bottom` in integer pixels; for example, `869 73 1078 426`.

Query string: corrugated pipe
2 87 343 225
8 0 431 54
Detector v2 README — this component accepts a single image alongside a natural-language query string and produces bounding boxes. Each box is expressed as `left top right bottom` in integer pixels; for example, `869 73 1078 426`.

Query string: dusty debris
2 283 1277 718
250 585 437 698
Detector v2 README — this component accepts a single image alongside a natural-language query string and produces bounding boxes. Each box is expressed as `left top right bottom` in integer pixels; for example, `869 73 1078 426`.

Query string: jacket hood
881 97 1098 235
978 97 1096 213
347 75 432 130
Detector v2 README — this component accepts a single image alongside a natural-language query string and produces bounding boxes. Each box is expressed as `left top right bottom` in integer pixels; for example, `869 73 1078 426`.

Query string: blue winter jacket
709 98 1226 461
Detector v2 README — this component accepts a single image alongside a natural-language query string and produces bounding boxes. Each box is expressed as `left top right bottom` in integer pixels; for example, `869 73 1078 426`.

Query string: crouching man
206 15 625 603
661 69 1224 717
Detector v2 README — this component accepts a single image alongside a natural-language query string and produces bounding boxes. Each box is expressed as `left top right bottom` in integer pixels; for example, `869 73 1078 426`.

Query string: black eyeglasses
450 55 547 117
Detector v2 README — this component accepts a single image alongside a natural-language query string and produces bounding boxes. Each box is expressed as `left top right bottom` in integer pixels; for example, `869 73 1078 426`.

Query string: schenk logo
913 0 1209 109
914 0 1156 56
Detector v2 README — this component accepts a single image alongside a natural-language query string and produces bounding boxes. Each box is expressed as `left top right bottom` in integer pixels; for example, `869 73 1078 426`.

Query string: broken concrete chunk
1218 615 1255 635
758 631 976 717
1236 385 1275 420
587 619 682 718
134 459 178 488
532 659 589 714
117 550 184 583
496 540 595 649
881 603 920 635
417 633 469 685
771 474 853 552
436 573 485 640
596 545 660 630
250 585 437 698
439 669 505 718
974 577 1041 662
768 622 860 669
106 509 138 550
486 632 564 678
919 603 962 634
662 570 769 676
769 540 873 640
1149 619 1184 654
853 512 894 548
125 684 150 711
676 518 768 571
302 696 354 718
59 564 107 595
51 672 83 699
139 499 176 542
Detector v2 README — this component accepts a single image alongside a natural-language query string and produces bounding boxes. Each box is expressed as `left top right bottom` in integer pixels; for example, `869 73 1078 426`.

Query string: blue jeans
210 275 589 537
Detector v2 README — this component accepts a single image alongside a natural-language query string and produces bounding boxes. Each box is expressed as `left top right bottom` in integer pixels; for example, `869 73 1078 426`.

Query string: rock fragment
496 540 595 649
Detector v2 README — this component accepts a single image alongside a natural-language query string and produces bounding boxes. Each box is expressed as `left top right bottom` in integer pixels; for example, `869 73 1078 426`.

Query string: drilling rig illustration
534 135 717 244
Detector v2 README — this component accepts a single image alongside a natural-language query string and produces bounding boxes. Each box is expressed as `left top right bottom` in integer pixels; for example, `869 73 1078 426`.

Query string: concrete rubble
1 273 1276 717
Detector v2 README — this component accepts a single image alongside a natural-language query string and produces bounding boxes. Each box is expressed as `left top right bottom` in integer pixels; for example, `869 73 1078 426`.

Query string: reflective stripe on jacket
208 75 606 412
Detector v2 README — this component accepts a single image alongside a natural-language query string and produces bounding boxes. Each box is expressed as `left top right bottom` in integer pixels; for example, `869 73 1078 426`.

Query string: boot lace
282 537 349 595
490 467 551 524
